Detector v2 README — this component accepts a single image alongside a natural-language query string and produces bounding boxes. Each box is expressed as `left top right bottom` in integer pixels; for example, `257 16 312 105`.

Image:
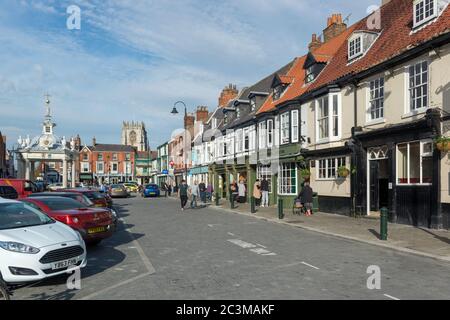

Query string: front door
370 161 379 212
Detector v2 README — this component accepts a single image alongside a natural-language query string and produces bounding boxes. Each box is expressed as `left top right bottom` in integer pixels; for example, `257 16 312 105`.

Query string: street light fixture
171 101 188 181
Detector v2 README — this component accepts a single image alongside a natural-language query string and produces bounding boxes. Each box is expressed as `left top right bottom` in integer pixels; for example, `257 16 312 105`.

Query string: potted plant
338 166 350 178
435 136 450 152
300 168 311 179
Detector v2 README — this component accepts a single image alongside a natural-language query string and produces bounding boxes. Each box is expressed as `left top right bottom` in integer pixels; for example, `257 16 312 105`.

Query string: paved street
12 196 450 300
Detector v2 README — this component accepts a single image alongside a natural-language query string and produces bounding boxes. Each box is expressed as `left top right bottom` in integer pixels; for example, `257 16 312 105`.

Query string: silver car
109 184 129 198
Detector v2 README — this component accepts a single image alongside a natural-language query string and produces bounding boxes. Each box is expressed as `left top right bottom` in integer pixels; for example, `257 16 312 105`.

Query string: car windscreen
84 191 105 200
146 185 158 189
0 202 54 230
111 185 123 189
36 197 87 210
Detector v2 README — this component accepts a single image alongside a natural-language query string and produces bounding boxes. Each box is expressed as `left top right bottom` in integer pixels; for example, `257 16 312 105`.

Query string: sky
0 0 376 149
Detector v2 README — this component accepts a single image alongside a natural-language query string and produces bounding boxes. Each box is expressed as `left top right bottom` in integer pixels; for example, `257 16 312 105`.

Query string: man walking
261 177 269 207
178 180 189 211
190 180 200 209
299 182 314 216
199 180 206 203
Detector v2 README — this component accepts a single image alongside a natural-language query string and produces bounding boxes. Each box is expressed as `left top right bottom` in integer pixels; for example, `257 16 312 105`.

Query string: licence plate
149 192 155 195
88 226 106 234
52 258 78 270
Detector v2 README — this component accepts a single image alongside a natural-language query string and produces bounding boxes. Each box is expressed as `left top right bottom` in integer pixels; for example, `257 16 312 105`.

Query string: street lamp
171 101 189 181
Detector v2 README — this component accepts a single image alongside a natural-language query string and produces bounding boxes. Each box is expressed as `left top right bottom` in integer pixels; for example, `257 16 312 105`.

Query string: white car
0 198 87 284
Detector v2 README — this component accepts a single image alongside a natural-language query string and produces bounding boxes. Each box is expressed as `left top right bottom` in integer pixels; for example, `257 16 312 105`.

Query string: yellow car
123 183 138 193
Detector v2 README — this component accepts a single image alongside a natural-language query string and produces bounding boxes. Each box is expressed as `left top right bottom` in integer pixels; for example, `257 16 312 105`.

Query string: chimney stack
218 84 238 107
308 33 323 52
196 106 209 124
323 13 347 43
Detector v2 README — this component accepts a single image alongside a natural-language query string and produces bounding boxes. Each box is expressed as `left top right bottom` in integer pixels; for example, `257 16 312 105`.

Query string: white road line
228 239 257 249
250 248 271 255
301 261 320 270
256 243 267 248
227 232 235 236
383 294 400 300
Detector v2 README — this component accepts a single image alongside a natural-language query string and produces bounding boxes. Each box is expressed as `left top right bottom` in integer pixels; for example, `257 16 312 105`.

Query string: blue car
143 184 160 197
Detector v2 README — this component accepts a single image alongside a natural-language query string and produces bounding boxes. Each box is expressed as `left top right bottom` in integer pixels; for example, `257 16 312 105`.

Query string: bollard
230 193 235 209
278 198 284 219
251 196 256 213
380 207 388 240
215 193 220 206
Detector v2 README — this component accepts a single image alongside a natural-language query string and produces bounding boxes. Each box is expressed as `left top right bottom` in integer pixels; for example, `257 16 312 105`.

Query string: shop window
257 165 272 193
397 140 432 185
278 163 297 195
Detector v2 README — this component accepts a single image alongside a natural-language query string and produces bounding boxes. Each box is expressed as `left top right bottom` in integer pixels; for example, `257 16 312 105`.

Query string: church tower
121 121 148 151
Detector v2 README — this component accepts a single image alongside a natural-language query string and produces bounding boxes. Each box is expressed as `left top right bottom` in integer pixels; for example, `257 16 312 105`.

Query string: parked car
0 179 38 198
60 189 110 208
143 184 160 198
21 197 114 245
0 198 87 284
38 191 118 229
0 186 18 200
109 184 129 198
47 183 63 191
123 183 138 193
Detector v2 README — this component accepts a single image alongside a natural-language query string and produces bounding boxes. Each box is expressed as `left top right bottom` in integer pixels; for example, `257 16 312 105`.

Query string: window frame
305 65 315 83
280 112 290 145
267 119 274 148
413 0 438 28
315 93 341 143
348 34 363 60
257 164 273 193
367 76 385 122
258 121 267 149
316 157 347 180
396 139 433 186
291 110 299 143
406 60 429 114
278 162 297 195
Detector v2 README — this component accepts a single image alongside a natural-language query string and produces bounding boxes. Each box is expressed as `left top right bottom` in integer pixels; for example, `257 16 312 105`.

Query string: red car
21 196 114 245
59 189 112 208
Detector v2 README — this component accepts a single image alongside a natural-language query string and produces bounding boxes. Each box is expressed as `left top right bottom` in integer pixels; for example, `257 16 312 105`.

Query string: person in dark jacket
299 182 313 216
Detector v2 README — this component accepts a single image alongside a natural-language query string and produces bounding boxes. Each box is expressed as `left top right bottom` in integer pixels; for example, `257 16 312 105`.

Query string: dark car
61 189 111 208
21 197 114 245
0 186 18 200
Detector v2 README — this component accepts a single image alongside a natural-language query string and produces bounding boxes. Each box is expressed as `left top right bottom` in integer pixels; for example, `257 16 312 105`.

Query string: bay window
281 112 290 144
291 110 299 143
243 128 250 151
259 122 267 149
316 93 340 142
278 162 297 195
397 140 432 185
235 129 242 153
267 119 274 147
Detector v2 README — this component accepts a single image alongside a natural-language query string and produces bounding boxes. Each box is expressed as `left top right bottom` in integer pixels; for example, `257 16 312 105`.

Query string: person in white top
189 180 200 208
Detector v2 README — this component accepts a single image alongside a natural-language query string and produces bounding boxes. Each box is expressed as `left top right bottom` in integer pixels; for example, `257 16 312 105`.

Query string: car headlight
75 231 84 242
0 241 40 254
110 209 118 218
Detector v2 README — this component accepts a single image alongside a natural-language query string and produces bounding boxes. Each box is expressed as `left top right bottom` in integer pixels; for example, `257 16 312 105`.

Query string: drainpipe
351 81 359 216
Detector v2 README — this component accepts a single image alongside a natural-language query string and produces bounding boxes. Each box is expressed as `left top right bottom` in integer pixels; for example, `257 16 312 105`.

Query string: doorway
367 146 390 215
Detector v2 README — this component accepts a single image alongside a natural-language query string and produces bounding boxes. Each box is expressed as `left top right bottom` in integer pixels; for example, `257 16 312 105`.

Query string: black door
370 161 379 211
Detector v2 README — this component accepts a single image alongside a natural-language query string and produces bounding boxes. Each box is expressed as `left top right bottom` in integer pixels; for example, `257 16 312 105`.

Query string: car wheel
0 281 10 301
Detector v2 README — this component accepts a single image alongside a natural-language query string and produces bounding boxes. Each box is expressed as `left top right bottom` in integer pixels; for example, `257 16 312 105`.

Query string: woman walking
253 179 262 207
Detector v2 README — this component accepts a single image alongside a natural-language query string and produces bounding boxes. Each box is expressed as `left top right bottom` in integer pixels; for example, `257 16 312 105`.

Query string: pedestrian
261 177 269 207
167 184 172 197
230 181 238 203
298 182 314 216
178 180 189 211
238 179 246 203
189 180 200 208
206 183 214 202
199 180 206 203
253 179 262 207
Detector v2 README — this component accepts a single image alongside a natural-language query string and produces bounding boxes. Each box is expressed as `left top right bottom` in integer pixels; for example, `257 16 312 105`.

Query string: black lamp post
171 101 189 181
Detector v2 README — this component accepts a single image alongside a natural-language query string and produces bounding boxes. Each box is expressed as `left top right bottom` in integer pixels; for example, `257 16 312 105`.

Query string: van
0 179 38 198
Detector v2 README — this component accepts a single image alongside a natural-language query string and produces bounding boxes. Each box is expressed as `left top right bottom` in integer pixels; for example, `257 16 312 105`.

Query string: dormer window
250 99 256 111
45 126 51 133
273 85 285 101
306 66 315 83
348 36 363 60
237 107 241 118
414 0 437 28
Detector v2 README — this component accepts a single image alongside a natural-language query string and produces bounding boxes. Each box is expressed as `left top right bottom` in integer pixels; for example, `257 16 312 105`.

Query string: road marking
250 248 272 255
228 239 277 256
228 239 257 249
79 272 151 300
301 261 320 270
383 294 400 300
256 243 267 248
227 232 235 236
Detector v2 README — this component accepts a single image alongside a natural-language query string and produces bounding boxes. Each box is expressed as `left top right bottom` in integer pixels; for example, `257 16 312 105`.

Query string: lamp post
171 101 189 181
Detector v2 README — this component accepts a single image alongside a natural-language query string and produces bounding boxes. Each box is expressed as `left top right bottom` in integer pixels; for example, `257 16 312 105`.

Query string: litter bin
312 192 319 212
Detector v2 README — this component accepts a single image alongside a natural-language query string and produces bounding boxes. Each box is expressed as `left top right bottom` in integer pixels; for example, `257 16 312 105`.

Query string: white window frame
235 129 243 153
396 139 433 186
257 164 273 193
267 119 274 148
316 157 346 180
291 110 299 143
315 93 341 143
348 35 363 60
243 128 250 151
111 162 119 174
259 121 267 149
280 112 290 145
413 0 437 28
367 76 385 122
278 162 297 195
96 162 104 173
406 60 429 114
81 162 90 173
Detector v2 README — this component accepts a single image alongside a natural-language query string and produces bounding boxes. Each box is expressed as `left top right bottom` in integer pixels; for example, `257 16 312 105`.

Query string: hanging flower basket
435 136 450 152
300 168 311 179
338 166 350 178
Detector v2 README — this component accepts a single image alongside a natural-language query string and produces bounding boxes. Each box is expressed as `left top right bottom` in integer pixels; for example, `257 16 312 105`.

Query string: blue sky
0 0 375 149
